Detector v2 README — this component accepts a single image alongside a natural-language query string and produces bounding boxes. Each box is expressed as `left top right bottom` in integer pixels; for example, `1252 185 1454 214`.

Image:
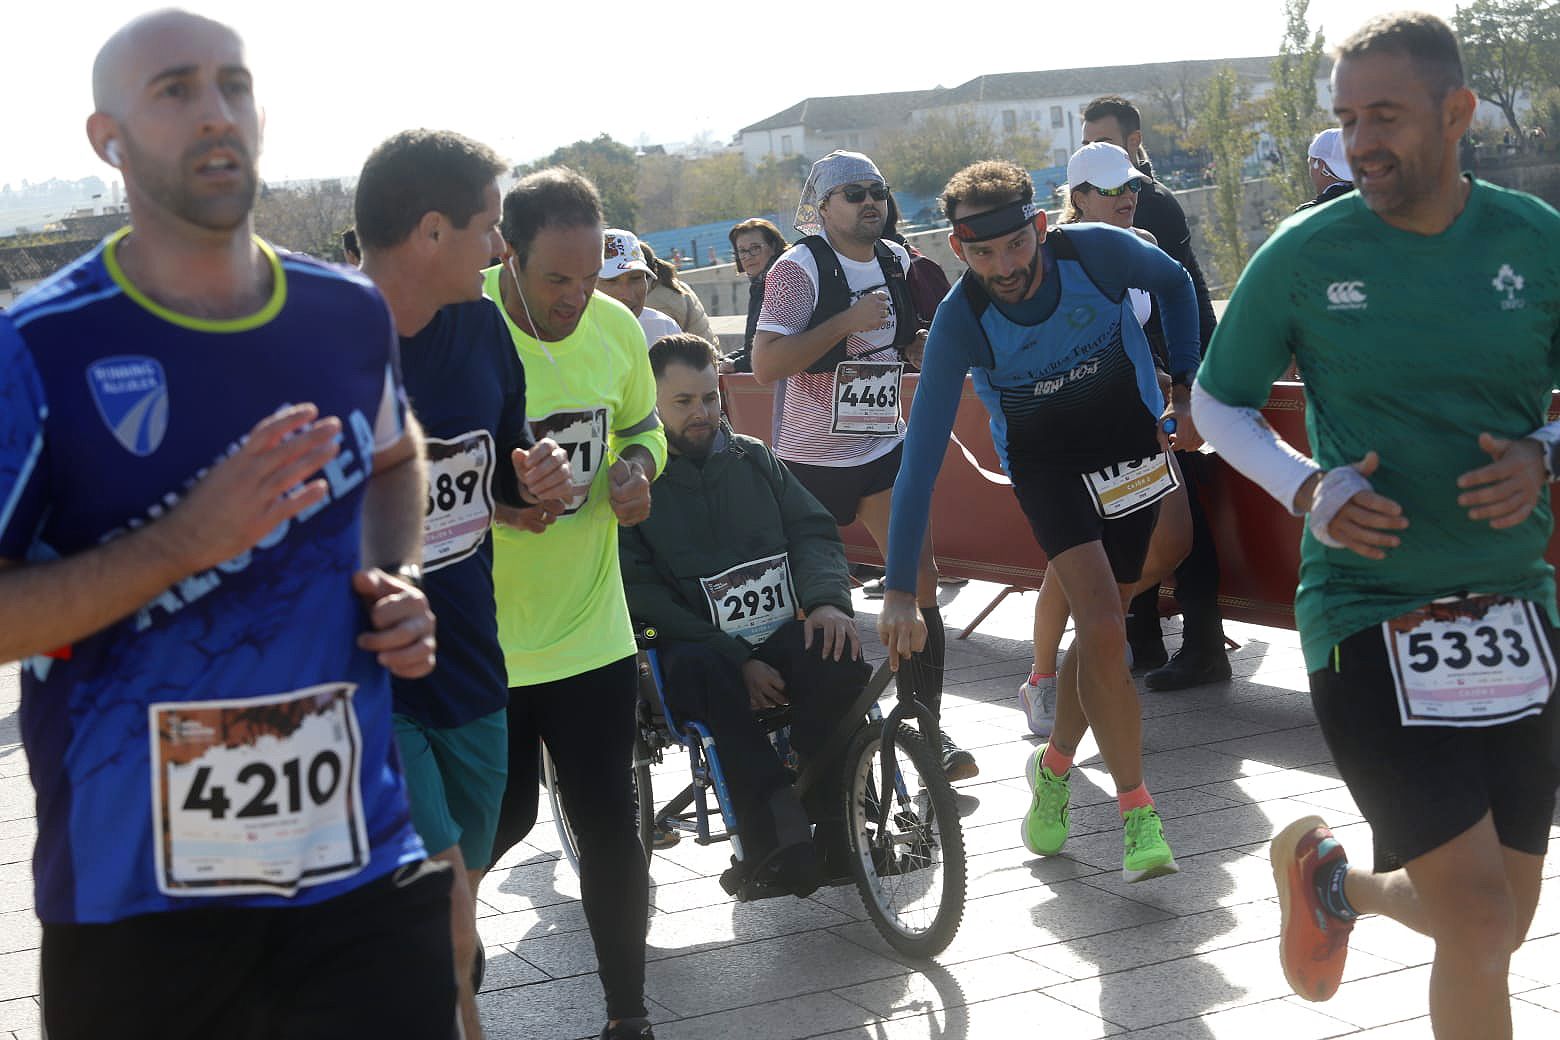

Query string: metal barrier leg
956 584 1028 640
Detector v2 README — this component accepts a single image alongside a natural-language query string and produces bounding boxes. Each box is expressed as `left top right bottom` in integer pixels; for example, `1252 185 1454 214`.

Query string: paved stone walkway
1 580 1557 1038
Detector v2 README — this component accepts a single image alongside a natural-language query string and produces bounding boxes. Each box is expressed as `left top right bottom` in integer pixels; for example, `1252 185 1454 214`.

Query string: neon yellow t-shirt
482 266 668 685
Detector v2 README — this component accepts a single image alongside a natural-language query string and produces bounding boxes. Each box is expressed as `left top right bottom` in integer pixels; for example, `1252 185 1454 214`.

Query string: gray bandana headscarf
794 150 886 236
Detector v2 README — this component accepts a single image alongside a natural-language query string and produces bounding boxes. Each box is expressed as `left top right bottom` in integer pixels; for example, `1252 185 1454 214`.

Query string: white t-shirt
638 307 682 348
755 235 911 467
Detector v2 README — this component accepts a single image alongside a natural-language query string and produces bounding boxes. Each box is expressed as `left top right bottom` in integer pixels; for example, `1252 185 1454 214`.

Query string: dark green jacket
619 430 853 666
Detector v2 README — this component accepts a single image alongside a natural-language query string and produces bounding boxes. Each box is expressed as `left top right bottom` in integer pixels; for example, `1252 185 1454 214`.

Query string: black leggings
492 655 647 1021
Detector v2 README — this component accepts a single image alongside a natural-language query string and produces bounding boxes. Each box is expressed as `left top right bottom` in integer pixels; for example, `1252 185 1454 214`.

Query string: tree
878 107 1052 197
1266 0 1329 213
1188 67 1259 286
253 179 355 260
516 133 639 228
1144 63 1205 157
1456 0 1560 144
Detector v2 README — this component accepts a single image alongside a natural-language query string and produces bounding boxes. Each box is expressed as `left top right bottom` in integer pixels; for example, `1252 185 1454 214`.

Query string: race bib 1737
1083 452 1179 518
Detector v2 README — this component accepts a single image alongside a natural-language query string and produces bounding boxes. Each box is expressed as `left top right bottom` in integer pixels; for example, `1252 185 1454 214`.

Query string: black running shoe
601 1018 655 1039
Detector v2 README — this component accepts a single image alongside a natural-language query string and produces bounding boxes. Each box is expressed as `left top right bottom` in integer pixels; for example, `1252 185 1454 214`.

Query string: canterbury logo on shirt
1326 281 1367 310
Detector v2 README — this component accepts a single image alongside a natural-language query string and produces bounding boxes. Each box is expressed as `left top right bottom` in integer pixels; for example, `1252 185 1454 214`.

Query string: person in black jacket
1296 127 1356 212
720 218 787 374
1081 95 1231 691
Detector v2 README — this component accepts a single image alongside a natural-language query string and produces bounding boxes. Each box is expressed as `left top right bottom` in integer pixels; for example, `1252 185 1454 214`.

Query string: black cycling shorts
1010 463 1158 585
787 442 903 527
1310 621 1560 873
41 860 456 1040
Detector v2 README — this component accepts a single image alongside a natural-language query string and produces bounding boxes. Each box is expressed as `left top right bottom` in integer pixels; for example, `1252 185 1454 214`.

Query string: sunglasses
1087 180 1144 198
831 183 892 204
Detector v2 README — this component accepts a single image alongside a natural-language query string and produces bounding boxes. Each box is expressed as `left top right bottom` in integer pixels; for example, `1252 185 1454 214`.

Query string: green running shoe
1122 805 1180 883
1021 746 1071 856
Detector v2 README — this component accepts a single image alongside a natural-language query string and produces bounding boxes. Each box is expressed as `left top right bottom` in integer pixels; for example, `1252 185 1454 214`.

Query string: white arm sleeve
1192 379 1321 516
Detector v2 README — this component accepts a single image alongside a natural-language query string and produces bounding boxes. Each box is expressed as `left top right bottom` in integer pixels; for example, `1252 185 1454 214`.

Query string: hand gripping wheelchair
542 626 967 959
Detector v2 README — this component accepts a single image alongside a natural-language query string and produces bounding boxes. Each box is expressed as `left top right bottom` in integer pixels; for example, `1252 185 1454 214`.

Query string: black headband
952 200 1038 242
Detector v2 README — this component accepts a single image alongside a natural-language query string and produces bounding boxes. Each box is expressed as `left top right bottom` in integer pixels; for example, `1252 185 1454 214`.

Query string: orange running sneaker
1270 815 1354 1001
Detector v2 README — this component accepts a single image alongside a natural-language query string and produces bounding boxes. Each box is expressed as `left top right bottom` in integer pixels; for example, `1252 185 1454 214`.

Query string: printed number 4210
180 753 344 820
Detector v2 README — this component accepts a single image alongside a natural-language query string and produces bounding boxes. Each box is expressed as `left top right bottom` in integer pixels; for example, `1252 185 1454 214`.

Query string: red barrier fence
722 374 1560 631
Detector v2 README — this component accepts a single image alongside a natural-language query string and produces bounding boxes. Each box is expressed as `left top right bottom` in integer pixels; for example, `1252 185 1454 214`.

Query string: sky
0 0 1459 189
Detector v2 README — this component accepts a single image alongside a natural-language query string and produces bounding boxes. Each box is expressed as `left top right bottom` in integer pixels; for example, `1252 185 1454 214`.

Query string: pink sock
1041 743 1073 776
1117 784 1154 815
1027 671 1056 686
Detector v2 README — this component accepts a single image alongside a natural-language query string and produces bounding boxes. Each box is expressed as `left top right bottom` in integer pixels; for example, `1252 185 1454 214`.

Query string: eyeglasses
831 183 892 204
736 243 769 258
1087 180 1144 198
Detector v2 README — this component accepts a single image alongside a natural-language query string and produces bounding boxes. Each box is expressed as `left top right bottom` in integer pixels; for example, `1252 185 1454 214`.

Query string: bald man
0 11 458 1038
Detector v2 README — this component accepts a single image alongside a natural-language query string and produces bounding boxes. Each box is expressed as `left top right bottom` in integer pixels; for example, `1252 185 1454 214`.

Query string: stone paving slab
3 581 1560 1038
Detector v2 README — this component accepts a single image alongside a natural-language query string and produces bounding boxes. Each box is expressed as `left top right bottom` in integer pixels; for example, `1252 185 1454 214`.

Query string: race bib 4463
149 684 368 897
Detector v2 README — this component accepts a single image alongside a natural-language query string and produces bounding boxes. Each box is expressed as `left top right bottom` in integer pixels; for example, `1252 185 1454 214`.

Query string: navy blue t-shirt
393 298 531 728
0 232 424 923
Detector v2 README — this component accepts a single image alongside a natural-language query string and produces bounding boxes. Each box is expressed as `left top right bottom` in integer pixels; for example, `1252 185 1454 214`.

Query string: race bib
149 684 368 897
1383 596 1556 727
422 430 495 572
531 407 609 517
831 361 903 435
701 553 797 644
1083 453 1179 518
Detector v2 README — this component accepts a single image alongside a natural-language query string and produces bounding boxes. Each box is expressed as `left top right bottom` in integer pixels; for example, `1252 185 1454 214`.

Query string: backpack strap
798 236 852 374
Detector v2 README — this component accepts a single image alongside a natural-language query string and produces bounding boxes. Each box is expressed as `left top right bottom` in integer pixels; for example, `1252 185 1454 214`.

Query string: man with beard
752 150 976 782
879 160 1201 884
0 11 454 1038
1078 95 1228 692
620 333 867 889
1195 13 1560 1033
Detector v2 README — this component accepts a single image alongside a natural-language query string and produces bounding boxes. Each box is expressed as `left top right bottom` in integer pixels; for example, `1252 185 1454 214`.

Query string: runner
878 160 1201 882
0 12 454 1038
355 128 574 1038
482 167 666 1040
1194 13 1560 1034
752 150 977 781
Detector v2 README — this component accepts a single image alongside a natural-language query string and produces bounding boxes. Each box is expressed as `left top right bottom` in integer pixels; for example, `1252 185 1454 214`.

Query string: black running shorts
41 860 457 1040
1310 622 1560 873
1010 463 1158 585
787 442 903 527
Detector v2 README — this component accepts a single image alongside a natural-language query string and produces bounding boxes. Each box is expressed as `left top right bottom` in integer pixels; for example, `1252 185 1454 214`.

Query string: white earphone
105 140 123 167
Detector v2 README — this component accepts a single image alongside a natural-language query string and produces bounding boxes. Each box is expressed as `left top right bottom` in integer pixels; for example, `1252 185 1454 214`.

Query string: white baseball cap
1307 128 1352 181
600 228 654 281
1066 142 1145 193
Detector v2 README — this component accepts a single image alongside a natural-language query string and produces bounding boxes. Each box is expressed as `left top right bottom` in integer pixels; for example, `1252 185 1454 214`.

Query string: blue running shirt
393 298 531 728
885 224 1200 592
0 230 424 924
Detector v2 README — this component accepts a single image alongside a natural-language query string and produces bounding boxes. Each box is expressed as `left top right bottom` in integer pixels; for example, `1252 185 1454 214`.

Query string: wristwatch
393 563 424 589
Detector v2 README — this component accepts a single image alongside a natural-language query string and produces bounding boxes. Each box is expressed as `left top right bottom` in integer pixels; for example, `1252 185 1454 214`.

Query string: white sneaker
1018 674 1057 737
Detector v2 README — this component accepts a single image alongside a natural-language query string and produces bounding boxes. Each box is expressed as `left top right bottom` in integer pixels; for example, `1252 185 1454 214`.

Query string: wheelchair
544 626 967 959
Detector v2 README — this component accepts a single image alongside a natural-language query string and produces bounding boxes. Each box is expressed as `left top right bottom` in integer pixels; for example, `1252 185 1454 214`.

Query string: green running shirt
1198 179 1560 672
482 267 668 685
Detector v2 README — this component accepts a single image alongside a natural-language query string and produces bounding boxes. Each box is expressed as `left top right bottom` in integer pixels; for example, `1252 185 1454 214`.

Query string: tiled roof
740 89 948 134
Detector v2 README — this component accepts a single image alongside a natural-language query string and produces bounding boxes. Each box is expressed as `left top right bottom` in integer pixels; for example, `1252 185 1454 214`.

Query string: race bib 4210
1383 596 1556 728
149 684 369 897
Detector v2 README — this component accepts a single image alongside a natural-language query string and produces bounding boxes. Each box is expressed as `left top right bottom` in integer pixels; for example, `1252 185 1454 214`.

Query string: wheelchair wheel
841 722 966 959
543 734 654 877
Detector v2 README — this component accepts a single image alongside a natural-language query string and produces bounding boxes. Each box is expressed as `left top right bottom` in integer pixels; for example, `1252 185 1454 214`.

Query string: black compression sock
1314 856 1359 922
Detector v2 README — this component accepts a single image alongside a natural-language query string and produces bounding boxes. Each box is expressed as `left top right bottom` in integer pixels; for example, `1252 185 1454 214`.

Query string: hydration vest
796 235 918 374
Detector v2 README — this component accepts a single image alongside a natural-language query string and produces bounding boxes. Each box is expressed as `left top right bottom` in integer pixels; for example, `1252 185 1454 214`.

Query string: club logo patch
87 355 168 456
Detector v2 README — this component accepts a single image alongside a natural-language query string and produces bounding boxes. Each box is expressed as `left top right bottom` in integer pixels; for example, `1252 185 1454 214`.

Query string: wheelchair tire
841 722 966 959
543 737 655 878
